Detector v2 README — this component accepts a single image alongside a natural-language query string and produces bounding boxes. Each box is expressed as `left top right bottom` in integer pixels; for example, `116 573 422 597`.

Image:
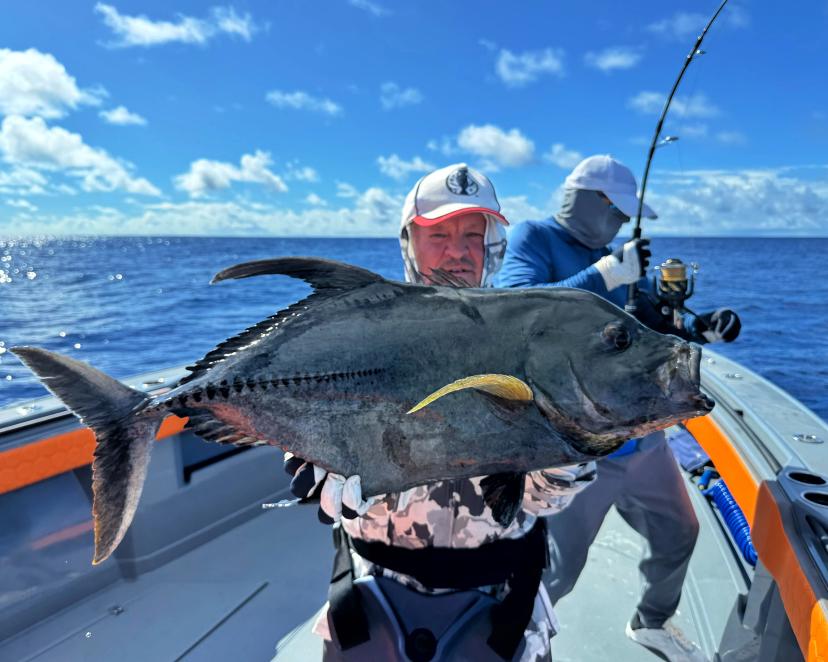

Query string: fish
12 257 714 564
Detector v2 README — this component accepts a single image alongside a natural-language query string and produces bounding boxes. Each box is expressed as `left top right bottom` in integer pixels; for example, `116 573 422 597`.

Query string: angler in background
497 155 740 662
284 163 597 662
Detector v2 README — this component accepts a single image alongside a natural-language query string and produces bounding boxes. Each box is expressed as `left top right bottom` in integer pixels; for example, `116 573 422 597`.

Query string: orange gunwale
687 413 827 660
0 415 187 496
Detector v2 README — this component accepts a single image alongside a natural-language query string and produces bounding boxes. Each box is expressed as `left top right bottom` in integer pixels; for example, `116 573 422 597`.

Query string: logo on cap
445 167 478 196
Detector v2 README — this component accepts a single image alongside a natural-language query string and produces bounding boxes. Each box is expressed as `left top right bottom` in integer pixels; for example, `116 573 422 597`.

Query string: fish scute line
174 368 385 403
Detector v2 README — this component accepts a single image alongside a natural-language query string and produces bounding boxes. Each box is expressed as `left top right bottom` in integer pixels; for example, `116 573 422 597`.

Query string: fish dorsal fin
407 374 533 414
178 296 318 385
212 257 388 291
422 268 473 288
180 258 390 386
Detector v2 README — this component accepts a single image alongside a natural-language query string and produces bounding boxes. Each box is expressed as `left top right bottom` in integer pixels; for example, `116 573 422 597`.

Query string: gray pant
545 431 699 628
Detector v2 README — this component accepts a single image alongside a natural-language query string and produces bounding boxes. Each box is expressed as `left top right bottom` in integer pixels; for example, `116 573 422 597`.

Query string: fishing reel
649 258 699 330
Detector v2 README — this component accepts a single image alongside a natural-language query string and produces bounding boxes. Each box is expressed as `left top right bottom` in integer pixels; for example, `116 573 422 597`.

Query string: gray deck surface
2 473 745 662
1 503 333 662
551 473 747 661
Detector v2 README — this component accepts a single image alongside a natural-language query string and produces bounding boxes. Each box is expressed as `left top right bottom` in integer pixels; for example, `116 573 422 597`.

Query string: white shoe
625 620 708 662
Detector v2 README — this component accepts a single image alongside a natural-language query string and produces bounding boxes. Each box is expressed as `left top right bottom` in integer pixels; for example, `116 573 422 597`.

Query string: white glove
319 474 383 522
594 239 650 291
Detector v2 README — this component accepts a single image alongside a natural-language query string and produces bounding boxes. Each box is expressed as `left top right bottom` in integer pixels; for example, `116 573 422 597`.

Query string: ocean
0 235 825 422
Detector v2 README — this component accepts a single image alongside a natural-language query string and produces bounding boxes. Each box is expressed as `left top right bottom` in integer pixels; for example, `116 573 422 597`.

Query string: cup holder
803 492 828 507
788 471 828 486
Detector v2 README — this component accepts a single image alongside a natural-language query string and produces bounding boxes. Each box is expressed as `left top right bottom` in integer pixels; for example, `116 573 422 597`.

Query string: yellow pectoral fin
407 374 534 414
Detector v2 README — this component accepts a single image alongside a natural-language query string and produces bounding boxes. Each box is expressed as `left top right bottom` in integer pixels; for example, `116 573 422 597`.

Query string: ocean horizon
1 235 826 422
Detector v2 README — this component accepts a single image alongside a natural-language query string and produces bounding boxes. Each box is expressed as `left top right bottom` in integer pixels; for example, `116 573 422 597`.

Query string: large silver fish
13 257 713 564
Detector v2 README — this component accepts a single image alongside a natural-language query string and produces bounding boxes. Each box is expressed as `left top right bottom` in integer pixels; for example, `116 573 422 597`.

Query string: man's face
409 212 486 286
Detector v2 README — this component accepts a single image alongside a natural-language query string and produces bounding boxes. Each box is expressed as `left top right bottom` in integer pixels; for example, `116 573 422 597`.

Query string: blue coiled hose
703 479 758 566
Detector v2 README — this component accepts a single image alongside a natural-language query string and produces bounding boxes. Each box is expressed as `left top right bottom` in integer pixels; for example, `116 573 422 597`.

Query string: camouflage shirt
314 465 596 661
342 464 596 589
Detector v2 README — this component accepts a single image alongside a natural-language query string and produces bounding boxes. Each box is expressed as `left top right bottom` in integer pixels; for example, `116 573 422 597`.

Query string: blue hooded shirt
496 218 705 456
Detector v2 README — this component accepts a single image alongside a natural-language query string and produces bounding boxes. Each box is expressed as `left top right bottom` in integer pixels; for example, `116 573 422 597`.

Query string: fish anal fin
407 374 533 414
480 472 525 528
183 411 264 447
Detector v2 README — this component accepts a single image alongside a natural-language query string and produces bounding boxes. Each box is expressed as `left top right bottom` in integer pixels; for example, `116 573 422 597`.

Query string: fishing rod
625 0 730 314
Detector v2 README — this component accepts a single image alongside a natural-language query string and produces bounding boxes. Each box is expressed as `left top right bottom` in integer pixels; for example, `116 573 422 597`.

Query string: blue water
0 236 825 421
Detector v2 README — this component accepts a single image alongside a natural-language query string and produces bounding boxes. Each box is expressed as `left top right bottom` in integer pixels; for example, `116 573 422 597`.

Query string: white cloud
174 150 288 197
348 0 390 17
499 195 546 224
6 198 37 211
94 3 259 47
6 186 404 237
457 124 534 168
8 167 827 238
211 6 257 40
0 48 104 119
584 47 642 73
286 163 319 182
544 143 583 169
0 166 49 195
99 105 147 126
426 136 459 157
478 39 498 52
377 154 434 180
305 193 326 206
265 90 342 116
495 48 564 87
628 91 719 119
646 7 749 40
380 82 423 110
648 168 828 235
646 12 708 40
0 115 160 195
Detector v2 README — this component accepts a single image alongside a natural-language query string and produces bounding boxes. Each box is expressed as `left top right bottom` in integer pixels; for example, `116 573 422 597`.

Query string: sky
0 0 827 237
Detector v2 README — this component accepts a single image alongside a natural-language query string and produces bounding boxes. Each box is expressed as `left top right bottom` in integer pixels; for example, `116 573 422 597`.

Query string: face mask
556 189 630 249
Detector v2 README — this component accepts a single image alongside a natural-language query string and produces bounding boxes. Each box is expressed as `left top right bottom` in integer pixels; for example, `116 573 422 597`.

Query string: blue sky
0 0 826 236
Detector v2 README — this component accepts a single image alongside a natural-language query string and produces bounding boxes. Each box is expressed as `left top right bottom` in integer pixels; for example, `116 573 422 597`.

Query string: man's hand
284 452 334 522
594 238 651 291
284 454 383 524
698 308 741 343
320 474 384 523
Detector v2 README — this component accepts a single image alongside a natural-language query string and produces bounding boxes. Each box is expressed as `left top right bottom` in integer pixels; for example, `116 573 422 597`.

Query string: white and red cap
564 155 657 219
400 163 509 231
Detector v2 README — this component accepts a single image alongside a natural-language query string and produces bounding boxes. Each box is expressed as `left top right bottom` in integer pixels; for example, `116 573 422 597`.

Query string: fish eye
602 322 632 351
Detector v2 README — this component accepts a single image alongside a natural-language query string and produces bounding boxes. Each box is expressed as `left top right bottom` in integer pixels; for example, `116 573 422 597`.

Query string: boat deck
0 443 746 661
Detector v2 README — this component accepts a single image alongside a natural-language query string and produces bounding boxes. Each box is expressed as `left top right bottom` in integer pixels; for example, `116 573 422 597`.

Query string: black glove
697 308 741 343
283 454 335 524
611 238 651 277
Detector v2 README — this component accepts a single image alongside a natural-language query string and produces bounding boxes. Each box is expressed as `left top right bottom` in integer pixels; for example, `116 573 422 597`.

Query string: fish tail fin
11 346 162 564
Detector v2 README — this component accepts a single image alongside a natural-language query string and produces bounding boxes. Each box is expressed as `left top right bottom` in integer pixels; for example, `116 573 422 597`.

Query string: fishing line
625 0 730 313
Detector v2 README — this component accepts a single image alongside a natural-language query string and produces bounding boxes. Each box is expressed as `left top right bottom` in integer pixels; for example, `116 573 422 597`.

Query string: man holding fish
287 163 598 661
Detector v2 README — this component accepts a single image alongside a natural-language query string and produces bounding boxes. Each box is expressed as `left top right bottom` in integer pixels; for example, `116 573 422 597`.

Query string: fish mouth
676 343 714 414
691 391 715 413
688 343 701 384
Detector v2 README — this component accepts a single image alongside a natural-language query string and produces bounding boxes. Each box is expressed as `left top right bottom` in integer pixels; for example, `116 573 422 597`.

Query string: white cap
564 155 657 219
400 163 509 231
